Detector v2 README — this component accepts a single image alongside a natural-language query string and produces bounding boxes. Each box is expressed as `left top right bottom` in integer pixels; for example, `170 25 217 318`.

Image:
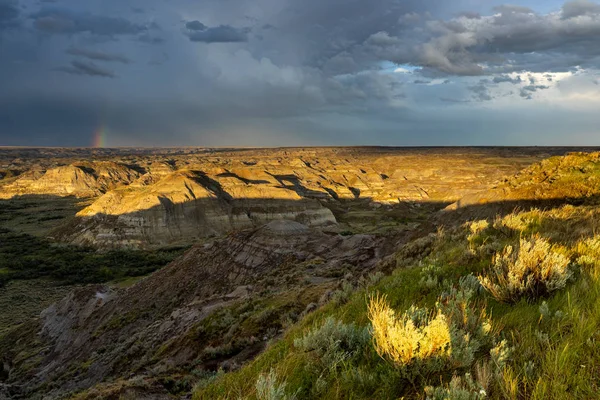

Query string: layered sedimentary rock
60 170 336 247
1 147 569 247
0 161 139 198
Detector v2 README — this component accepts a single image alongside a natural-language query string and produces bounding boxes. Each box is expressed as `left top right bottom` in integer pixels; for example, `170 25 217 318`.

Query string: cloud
4 0 600 147
185 23 248 43
55 60 116 78
519 84 550 99
32 8 146 36
493 75 523 84
185 20 206 31
492 5 535 14
138 33 164 44
0 0 19 29
419 31 483 75
357 2 600 76
562 0 600 19
66 47 130 63
469 82 493 101
457 11 481 19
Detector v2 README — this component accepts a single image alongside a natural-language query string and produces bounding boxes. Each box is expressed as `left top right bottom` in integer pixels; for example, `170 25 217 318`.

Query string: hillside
192 151 600 400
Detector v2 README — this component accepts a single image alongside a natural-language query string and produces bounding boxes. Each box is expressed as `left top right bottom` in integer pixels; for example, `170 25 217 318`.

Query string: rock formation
0 147 583 248
0 161 139 198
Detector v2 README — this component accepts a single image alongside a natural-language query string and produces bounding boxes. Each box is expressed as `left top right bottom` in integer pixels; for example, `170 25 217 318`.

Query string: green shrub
478 236 572 303
294 317 370 372
425 373 487 400
331 282 355 306
255 369 296 400
419 264 441 291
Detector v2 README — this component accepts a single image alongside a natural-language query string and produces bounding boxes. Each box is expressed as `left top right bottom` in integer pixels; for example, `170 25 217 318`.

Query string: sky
1 0 600 147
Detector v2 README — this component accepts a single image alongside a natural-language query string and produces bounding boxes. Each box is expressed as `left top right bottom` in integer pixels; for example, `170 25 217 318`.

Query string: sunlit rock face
0 161 140 198
60 169 337 248
1 147 560 248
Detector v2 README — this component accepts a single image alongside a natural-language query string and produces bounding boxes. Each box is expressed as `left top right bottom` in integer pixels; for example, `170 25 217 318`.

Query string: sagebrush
478 236 572 303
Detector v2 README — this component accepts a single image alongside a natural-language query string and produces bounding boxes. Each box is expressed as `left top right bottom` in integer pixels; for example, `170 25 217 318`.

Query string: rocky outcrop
45 148 558 248
0 161 139 198
58 170 337 248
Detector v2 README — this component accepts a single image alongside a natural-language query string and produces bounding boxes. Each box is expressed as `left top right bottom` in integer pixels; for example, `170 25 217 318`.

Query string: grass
0 196 91 237
0 195 188 288
0 227 188 287
0 279 77 335
194 183 600 399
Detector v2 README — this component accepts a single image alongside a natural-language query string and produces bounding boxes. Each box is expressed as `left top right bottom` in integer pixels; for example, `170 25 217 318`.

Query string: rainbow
92 125 108 148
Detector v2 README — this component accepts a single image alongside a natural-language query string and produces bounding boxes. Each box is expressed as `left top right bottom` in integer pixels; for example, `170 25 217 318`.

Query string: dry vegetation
478 236 572 303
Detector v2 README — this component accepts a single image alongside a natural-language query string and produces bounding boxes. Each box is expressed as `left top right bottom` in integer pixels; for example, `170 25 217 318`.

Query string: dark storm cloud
32 8 146 35
3 0 600 147
185 20 206 31
0 97 99 147
185 23 248 43
0 0 19 29
66 47 130 63
56 60 116 78
138 33 164 44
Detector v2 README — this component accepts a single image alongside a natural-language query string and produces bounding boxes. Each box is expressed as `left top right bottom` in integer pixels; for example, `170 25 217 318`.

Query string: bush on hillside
369 297 451 368
255 369 296 400
425 373 487 400
368 283 492 380
478 236 572 303
294 317 370 372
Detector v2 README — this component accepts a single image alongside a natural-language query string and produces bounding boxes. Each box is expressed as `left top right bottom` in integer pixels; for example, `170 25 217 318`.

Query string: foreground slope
194 152 600 399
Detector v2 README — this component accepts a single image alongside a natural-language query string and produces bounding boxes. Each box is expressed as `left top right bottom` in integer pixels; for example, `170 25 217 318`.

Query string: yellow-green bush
369 296 451 366
368 281 492 380
478 236 572 303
